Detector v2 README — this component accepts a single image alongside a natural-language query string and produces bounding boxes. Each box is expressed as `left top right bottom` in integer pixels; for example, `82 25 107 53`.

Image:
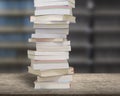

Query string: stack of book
28 0 76 89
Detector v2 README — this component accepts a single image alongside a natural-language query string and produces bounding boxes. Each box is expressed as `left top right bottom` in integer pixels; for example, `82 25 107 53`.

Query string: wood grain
0 73 120 95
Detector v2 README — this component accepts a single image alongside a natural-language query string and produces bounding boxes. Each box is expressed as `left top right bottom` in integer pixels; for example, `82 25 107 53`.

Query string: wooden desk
0 73 120 95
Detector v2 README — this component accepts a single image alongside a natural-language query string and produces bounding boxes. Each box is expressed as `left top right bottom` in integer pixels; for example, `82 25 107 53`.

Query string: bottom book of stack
28 66 74 89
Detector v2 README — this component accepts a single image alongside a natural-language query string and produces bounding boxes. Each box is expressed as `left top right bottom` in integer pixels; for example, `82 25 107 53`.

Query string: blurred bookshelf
0 0 34 71
0 0 120 73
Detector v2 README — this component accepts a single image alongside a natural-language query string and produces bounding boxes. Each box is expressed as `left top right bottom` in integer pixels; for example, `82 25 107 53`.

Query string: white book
29 38 66 42
28 50 69 56
36 44 70 47
28 55 69 60
34 82 70 89
28 66 74 77
34 24 69 28
37 75 72 83
31 15 76 23
36 46 71 52
36 41 70 47
35 8 72 15
35 28 69 35
34 0 75 4
31 60 68 64
34 1 75 8
31 59 68 64
32 21 69 24
31 33 67 39
36 41 70 46
31 62 69 70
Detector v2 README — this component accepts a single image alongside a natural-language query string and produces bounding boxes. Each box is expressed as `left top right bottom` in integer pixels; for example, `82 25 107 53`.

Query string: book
34 0 75 8
34 24 69 28
32 21 69 24
31 62 69 70
28 55 69 60
31 33 67 39
35 28 69 35
28 66 74 77
31 15 76 23
36 5 73 9
28 38 66 42
31 60 68 64
37 75 72 83
31 59 68 63
36 46 71 52
28 50 69 56
36 41 70 46
34 82 70 89
34 0 75 4
29 41 71 48
35 8 72 15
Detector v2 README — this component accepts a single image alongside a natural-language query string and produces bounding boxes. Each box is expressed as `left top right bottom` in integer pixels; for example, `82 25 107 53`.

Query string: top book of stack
34 0 75 15
34 0 75 8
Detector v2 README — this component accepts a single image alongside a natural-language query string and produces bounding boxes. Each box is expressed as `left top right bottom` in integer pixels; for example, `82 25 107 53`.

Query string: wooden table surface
0 73 120 95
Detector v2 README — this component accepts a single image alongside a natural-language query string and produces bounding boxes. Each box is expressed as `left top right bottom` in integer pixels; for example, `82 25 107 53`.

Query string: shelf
73 8 91 16
0 42 35 49
93 26 120 33
0 9 33 16
70 24 91 33
94 10 120 16
0 26 34 33
71 42 92 49
0 58 29 64
69 57 92 64
94 44 120 48
94 58 120 64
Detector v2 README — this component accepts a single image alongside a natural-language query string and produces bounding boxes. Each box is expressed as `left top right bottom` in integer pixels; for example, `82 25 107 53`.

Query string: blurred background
0 0 120 73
